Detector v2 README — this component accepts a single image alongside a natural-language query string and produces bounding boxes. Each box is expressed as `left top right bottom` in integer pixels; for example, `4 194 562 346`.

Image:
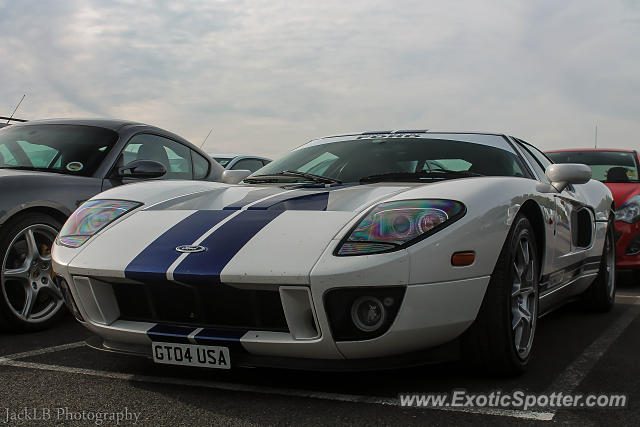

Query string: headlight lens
336 199 465 255
57 200 142 248
615 195 640 223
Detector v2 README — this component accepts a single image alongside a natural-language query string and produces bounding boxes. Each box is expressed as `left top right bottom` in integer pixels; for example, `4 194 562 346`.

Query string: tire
0 212 66 332
583 217 616 312
461 214 539 376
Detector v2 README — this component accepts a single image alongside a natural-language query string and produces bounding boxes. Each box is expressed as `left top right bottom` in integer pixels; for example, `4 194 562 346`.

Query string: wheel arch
0 205 69 237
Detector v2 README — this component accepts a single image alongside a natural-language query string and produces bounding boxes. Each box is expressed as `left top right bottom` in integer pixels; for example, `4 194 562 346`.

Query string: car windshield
247 136 526 184
213 157 233 167
547 151 639 183
0 124 119 176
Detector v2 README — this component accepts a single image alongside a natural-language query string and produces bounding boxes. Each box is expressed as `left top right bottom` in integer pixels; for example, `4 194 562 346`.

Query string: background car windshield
252 137 526 183
547 151 639 183
0 124 118 176
214 157 233 166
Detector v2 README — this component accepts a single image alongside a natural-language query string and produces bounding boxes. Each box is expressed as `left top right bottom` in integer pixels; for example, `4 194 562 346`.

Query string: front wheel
462 214 539 375
583 218 616 312
0 213 66 331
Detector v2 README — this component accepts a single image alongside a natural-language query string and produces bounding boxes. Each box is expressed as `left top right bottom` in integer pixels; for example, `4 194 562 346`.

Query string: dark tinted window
0 124 118 176
514 141 548 182
547 150 639 183
192 151 210 179
232 158 265 173
517 139 552 170
213 157 233 167
122 134 193 180
253 137 525 183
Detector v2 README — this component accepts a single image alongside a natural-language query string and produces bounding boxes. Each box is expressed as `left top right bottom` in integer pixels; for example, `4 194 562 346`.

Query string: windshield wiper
360 169 483 184
244 170 341 184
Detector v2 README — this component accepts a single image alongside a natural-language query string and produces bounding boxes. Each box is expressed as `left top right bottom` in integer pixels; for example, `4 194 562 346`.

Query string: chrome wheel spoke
41 279 63 301
3 264 30 281
512 311 523 330
20 287 37 319
25 229 40 260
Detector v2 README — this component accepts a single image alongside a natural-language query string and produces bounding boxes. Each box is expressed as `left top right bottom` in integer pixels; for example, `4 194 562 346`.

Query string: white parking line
545 301 640 399
1 296 637 422
0 341 85 361
0 357 554 421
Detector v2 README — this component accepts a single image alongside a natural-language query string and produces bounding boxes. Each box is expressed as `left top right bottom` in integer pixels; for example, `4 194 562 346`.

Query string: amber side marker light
451 251 476 266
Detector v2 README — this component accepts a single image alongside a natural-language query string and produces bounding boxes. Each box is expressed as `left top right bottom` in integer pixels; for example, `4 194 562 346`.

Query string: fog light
351 296 386 332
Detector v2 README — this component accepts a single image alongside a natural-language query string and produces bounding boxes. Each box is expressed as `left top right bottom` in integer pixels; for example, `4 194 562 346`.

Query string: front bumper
614 221 640 270
57 273 489 366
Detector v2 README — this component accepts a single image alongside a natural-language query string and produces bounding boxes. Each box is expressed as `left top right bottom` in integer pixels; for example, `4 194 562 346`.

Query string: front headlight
335 199 466 256
615 195 640 223
57 200 142 248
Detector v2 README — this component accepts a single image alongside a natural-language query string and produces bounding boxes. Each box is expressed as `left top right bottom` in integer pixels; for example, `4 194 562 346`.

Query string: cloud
1 0 638 157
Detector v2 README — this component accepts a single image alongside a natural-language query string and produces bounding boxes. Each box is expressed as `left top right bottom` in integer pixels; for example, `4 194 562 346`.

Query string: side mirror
545 163 591 192
221 169 251 184
118 160 166 179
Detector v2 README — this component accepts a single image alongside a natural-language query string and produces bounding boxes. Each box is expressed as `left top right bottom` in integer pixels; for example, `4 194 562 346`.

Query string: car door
102 133 195 190
516 140 595 294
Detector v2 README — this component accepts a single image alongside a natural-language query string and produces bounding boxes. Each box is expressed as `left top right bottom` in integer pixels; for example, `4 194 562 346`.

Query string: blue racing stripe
125 210 234 282
172 210 283 285
147 324 196 344
264 191 329 211
248 190 329 210
194 328 246 343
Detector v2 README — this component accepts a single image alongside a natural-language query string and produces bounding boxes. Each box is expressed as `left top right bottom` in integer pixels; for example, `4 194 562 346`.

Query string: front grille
111 281 289 332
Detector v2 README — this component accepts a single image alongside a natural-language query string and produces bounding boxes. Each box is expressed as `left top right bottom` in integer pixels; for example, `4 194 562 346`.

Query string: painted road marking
0 296 637 421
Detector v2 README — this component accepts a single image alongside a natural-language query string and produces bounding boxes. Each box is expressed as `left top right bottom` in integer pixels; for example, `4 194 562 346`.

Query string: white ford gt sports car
51 131 615 375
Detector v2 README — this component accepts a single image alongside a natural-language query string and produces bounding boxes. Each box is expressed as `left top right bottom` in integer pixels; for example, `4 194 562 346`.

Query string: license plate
151 342 231 370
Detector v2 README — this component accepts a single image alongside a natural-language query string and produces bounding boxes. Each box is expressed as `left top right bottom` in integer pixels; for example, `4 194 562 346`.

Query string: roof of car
320 130 509 139
546 148 635 153
12 118 148 132
209 154 272 161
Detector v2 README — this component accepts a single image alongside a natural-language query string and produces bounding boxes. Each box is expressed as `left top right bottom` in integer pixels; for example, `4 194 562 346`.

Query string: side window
231 158 265 173
122 134 193 180
192 151 210 180
0 144 17 165
519 139 552 171
515 141 548 182
17 140 58 167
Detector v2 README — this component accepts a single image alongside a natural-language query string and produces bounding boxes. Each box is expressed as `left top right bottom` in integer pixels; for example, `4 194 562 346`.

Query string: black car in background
0 118 224 331
210 154 272 173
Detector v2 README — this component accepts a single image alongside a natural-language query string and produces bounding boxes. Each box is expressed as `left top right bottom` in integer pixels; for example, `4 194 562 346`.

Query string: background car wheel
462 214 539 376
583 217 616 312
0 213 65 331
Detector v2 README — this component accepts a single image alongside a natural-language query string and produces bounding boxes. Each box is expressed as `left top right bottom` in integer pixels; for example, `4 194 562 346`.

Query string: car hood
59 177 513 286
61 181 417 284
604 182 640 206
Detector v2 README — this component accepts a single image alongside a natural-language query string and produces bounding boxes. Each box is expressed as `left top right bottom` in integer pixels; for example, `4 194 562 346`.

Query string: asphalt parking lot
1 277 639 426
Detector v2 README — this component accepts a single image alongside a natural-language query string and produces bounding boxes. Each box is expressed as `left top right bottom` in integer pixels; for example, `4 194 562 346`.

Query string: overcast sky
0 0 638 157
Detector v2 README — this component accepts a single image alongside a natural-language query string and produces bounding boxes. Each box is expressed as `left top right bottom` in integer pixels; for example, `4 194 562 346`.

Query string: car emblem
175 245 207 253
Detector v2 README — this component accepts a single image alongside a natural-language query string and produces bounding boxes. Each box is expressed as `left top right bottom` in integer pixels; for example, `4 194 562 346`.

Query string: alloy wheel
511 232 538 360
1 224 63 323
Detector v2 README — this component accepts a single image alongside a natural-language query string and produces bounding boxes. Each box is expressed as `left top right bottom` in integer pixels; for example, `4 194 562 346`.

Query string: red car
546 149 640 279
